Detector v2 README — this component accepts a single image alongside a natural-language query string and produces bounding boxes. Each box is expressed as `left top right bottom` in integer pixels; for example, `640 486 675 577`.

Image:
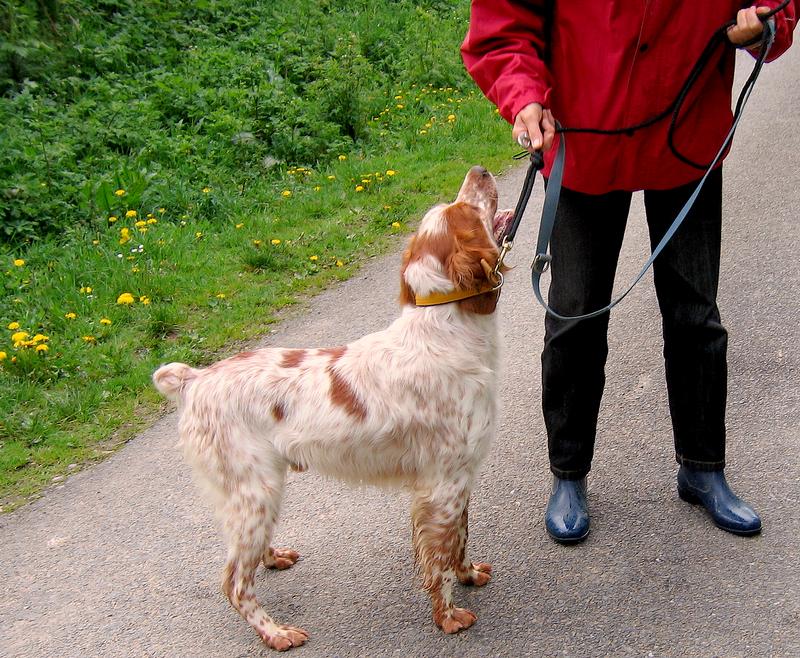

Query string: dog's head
399 166 512 315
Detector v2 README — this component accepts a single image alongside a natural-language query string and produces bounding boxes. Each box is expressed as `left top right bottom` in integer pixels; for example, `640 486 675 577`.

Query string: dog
153 166 512 651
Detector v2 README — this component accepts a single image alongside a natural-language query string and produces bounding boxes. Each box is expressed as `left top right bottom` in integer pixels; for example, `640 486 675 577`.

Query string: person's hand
512 102 556 153
727 6 771 48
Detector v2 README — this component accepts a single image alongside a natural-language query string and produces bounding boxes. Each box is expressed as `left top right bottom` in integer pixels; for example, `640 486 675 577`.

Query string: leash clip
531 253 551 274
492 236 513 280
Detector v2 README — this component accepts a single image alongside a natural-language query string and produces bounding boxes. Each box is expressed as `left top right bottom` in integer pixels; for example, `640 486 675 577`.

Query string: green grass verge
0 1 516 511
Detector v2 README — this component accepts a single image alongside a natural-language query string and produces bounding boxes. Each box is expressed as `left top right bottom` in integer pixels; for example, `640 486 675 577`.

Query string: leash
497 6 785 321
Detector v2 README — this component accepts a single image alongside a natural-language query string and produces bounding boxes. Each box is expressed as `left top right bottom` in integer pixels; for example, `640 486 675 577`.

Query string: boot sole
546 527 590 544
678 486 762 536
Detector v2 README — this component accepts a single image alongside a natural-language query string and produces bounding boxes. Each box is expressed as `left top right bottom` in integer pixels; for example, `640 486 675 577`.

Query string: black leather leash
497 5 786 321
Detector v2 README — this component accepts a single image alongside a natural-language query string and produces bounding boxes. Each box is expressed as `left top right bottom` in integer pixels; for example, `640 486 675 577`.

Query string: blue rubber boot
545 476 589 543
677 466 762 536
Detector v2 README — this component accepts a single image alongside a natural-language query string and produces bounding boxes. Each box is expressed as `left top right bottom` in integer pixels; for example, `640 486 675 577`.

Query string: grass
0 0 516 511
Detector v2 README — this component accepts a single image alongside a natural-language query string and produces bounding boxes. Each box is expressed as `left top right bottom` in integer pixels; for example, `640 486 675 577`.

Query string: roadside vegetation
0 0 514 509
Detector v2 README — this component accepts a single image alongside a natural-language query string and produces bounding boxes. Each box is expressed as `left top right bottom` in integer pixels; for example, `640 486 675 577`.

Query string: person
461 1 796 542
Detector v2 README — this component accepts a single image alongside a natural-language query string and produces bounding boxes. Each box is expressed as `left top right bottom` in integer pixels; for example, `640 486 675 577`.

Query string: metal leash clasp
492 236 513 281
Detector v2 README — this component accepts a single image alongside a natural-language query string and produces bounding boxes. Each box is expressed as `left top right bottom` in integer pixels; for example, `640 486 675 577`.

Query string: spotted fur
152 166 510 650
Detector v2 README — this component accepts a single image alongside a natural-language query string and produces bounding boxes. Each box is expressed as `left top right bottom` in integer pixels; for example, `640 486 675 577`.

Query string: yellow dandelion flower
116 292 135 305
215 293 226 299
80 286 93 294
159 207 166 213
447 114 456 122
355 185 364 192
271 239 281 246
395 95 403 100
131 267 140 273
202 187 211 193
235 223 244 229
31 334 48 343
126 256 135 261
327 175 336 181
392 222 401 229
7 322 20 330
281 190 292 198
100 318 112 326
64 312 77 320
0 351 6 361
313 186 321 192
140 295 150 305
336 260 344 267
195 232 203 239
386 170 396 176
419 130 428 135
82 335 96 343
253 239 262 246
135 220 146 228
338 154 347 161
114 189 126 196
396 104 404 109
383 204 392 210
13 259 25 267
146 218 157 225
125 210 137 218
361 178 371 184
35 344 48 353
309 255 319 261
11 331 28 343
92 240 100 245
108 216 118 223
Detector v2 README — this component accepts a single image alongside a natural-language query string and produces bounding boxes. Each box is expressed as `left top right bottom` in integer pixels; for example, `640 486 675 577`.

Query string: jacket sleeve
460 0 552 125
749 0 796 61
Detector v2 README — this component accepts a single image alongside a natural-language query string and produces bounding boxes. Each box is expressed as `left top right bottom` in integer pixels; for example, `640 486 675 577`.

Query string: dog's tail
152 362 199 402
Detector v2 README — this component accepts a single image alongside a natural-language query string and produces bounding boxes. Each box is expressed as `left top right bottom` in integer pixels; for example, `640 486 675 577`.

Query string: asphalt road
2 50 798 658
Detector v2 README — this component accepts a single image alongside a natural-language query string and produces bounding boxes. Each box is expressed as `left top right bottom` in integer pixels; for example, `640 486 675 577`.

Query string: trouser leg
643 168 726 471
542 186 632 479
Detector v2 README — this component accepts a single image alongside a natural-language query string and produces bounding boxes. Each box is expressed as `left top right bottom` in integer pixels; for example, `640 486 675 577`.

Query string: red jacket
462 1 796 193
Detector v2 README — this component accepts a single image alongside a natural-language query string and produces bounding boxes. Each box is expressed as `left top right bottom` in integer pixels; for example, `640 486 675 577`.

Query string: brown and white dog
153 166 512 651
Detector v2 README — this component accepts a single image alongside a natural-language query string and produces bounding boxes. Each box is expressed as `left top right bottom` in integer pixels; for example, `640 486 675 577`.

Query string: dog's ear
398 242 415 306
445 203 499 289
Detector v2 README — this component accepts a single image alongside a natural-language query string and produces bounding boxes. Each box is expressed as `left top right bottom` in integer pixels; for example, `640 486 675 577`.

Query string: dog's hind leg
219 462 308 651
454 501 492 587
412 478 477 634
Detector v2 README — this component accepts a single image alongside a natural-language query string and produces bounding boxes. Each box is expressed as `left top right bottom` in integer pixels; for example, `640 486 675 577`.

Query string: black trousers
542 168 727 480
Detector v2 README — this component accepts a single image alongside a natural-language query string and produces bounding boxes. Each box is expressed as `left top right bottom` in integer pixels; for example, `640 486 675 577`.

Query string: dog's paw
437 607 477 634
261 624 308 651
457 561 492 586
263 547 300 570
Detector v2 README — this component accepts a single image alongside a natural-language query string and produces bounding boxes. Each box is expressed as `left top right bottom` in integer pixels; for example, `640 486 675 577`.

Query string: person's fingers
541 108 556 152
728 6 768 45
513 103 544 151
746 6 762 32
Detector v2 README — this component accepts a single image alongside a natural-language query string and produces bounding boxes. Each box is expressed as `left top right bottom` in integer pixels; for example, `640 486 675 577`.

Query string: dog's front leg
454 501 492 586
412 480 477 634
